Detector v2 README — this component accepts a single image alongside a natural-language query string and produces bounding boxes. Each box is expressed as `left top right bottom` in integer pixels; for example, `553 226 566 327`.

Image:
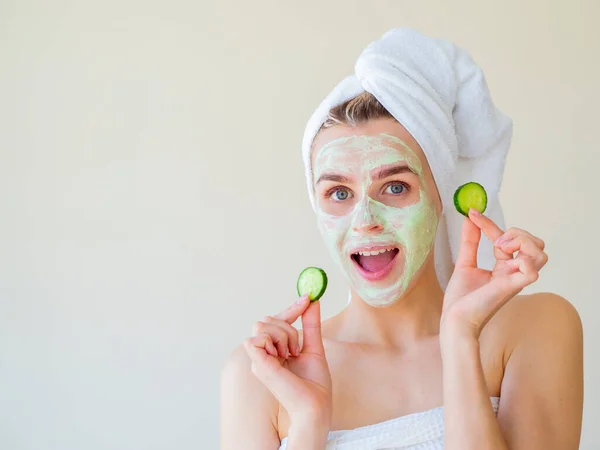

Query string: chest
328 340 441 429
277 336 504 438
327 338 503 430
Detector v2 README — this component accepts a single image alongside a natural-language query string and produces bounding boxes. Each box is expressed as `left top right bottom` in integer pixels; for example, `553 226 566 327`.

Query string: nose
353 222 384 233
351 199 384 233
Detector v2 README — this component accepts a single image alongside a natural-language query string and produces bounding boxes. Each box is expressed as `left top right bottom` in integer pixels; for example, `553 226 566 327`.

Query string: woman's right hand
243 294 332 431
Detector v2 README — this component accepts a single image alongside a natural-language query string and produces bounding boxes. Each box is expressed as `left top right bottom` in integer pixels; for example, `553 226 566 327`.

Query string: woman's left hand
441 208 548 340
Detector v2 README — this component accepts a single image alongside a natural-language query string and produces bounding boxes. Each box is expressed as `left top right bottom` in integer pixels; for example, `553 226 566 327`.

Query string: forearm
440 327 508 450
285 418 329 450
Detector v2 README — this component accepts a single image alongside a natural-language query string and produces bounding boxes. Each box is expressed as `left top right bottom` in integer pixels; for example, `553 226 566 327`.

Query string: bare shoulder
221 343 252 375
221 343 277 402
485 293 584 448
499 291 581 331
220 344 278 427
485 292 583 361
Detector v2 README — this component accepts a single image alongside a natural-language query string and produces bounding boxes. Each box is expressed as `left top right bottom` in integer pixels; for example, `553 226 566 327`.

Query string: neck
335 258 445 348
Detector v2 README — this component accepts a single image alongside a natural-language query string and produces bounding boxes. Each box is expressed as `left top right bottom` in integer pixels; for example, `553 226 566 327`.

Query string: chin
346 266 410 308
354 287 407 308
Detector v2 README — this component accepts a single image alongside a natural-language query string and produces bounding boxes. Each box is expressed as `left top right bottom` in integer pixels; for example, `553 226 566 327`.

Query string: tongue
356 251 396 273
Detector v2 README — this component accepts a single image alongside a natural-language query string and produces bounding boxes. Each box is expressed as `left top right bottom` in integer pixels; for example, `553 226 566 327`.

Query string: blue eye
385 183 407 195
330 188 351 201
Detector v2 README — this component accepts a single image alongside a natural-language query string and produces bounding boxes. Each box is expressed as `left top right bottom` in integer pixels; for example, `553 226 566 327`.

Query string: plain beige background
1 0 598 449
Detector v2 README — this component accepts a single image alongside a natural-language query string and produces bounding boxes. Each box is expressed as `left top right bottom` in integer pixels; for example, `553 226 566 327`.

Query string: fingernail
296 294 308 304
469 208 481 217
494 236 505 246
296 345 301 355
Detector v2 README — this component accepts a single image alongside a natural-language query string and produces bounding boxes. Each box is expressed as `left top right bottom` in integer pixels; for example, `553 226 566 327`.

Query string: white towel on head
302 28 512 290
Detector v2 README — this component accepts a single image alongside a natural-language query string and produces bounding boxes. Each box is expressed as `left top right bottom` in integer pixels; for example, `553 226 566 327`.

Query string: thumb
301 301 325 356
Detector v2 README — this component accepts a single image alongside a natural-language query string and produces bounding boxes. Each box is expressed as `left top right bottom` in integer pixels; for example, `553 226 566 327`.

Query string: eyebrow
315 164 417 185
316 173 351 185
373 164 416 180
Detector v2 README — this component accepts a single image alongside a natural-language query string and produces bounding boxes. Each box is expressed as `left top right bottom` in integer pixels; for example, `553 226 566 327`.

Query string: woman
220 28 583 450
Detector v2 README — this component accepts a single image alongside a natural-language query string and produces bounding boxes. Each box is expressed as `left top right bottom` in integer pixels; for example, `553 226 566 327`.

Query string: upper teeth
356 248 395 256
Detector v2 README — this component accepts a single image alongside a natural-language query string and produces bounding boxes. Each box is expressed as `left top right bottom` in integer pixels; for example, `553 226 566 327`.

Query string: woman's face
311 118 442 307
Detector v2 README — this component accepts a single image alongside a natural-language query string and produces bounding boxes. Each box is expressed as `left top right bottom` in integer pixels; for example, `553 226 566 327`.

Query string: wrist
440 309 481 339
439 321 480 356
286 418 329 450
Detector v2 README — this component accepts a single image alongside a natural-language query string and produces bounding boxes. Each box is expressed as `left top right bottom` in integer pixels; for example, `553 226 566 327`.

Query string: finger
495 227 545 250
498 235 548 270
263 334 278 357
263 317 300 357
244 337 301 405
531 251 549 271
244 337 276 368
468 209 512 261
245 334 278 359
455 216 481 268
505 257 540 289
252 322 289 359
492 257 522 278
273 294 311 324
468 209 505 242
469 259 537 324
490 258 539 292
301 301 325 356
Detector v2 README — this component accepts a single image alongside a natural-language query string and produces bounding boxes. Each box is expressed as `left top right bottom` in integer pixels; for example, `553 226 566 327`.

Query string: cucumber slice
453 182 488 216
296 267 328 302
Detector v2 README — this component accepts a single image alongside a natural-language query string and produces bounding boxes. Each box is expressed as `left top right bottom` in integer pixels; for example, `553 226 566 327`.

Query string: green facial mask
314 133 439 307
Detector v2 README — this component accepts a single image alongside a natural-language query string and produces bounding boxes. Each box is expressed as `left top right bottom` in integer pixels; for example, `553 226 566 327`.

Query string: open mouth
350 247 400 281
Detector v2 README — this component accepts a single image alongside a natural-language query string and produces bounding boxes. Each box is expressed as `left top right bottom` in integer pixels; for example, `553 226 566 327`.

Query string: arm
441 293 583 450
220 297 331 450
496 293 583 449
220 345 281 450
440 210 583 449
441 323 508 450
220 347 328 450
